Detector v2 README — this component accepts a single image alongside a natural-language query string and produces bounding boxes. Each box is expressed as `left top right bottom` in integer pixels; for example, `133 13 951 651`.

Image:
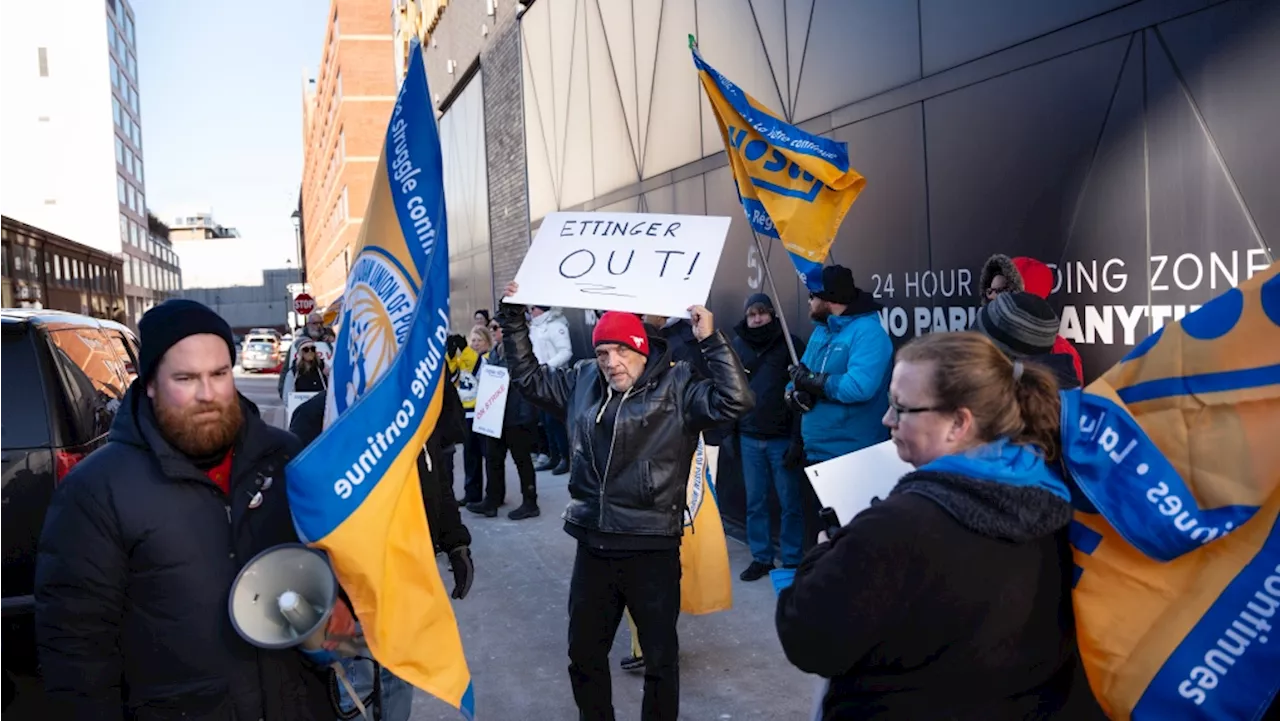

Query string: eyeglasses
301 348 316 354
887 400 948 419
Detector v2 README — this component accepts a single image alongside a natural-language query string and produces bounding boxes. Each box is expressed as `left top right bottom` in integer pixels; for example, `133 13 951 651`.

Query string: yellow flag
692 41 866 291
1060 262 1279 719
680 435 732 615
285 38 474 718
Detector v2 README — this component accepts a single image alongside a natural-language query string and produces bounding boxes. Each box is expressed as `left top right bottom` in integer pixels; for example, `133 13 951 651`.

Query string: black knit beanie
138 299 237 383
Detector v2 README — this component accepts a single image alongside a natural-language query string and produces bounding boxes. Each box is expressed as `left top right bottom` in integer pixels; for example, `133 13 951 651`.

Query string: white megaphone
227 543 366 657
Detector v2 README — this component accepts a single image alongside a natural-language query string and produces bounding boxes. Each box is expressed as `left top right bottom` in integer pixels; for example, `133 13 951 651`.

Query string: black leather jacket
500 307 753 537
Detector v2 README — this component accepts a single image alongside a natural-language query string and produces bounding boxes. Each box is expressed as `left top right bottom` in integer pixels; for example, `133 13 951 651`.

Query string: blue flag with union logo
285 38 474 718
692 40 866 291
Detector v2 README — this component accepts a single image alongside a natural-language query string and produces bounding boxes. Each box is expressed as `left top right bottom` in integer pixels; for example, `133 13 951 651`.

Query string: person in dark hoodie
975 291 1082 390
35 299 339 721
732 293 808 581
498 281 752 721
979 253 1084 384
775 332 1100 720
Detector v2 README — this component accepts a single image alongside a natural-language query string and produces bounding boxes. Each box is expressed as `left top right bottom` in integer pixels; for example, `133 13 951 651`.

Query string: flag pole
691 33 801 366
750 229 802 367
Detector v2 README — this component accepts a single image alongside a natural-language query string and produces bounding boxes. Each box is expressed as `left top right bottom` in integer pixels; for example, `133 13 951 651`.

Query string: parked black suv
1 310 140 710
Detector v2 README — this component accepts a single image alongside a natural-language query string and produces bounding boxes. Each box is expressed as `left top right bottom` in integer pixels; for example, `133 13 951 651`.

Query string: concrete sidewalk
407 460 815 720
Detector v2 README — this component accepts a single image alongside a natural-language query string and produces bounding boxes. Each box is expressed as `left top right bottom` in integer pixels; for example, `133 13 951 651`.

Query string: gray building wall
481 18 529 291
422 0 1280 527
179 268 300 332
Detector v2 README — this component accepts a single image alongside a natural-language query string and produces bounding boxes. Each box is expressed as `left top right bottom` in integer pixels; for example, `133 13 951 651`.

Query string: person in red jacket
979 254 1084 384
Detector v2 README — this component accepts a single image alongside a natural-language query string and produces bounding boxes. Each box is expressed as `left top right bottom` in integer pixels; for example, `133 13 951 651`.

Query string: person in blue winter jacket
787 265 893 549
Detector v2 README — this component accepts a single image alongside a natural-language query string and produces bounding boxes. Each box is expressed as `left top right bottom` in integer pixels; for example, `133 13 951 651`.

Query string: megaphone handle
330 661 374 721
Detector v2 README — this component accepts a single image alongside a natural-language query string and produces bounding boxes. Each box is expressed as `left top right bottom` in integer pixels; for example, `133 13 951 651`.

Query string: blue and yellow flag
285 39 474 719
692 39 866 291
1060 262 1279 719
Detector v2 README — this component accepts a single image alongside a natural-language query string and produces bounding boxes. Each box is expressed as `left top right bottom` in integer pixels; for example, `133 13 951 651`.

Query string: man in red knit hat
497 281 752 721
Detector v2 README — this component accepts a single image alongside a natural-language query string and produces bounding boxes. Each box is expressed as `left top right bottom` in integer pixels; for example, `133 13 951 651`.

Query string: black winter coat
35 387 331 721
732 318 805 439
776 470 1103 721
657 318 734 445
501 308 752 538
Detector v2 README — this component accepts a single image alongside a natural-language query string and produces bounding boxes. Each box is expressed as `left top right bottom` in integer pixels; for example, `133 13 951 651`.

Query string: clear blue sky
134 0 335 270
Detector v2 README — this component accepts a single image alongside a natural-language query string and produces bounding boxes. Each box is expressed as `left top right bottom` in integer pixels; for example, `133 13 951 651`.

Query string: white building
1 0 176 324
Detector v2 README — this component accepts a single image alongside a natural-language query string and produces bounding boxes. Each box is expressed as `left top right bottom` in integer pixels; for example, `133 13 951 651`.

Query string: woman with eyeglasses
775 332 1101 720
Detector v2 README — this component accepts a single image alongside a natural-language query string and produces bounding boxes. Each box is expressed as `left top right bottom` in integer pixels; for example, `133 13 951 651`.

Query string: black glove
448 546 474 600
785 388 815 414
446 334 467 358
783 439 806 469
790 364 828 399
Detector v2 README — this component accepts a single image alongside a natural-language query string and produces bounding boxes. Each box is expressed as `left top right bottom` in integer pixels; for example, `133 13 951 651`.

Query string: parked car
240 339 282 372
1 310 140 710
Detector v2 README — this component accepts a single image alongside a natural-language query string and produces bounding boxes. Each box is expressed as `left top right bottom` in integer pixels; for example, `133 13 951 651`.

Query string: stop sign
294 293 315 315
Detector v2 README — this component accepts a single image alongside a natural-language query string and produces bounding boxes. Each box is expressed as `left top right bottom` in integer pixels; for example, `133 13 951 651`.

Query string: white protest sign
803 441 912 526
472 364 510 439
507 211 731 318
286 391 319 426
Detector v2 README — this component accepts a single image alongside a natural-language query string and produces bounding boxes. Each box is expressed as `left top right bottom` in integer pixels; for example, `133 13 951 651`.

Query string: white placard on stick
506 211 731 318
804 441 913 527
472 365 510 439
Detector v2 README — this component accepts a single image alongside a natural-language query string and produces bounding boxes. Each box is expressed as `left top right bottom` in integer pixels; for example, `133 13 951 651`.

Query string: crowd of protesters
30 250 1129 721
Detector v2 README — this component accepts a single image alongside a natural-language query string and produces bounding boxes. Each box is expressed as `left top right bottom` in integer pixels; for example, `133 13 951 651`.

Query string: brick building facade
300 0 397 307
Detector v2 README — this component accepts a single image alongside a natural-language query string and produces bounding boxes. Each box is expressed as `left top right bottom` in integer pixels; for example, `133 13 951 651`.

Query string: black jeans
568 545 680 721
462 418 486 503
543 410 570 464
484 423 537 506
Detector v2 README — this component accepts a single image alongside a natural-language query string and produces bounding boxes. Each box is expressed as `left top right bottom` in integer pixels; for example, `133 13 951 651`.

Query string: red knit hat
592 312 649 356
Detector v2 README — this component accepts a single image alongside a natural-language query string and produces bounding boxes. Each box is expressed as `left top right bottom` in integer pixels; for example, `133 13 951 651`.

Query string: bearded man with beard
35 299 340 721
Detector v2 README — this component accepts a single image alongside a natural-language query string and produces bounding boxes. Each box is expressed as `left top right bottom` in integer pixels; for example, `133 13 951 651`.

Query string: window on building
124 14 135 44
126 184 135 210
119 214 128 245
125 53 136 80
123 260 131 286
108 20 117 50
37 47 48 77
136 160 143 184
137 192 145 215
113 97 122 127
128 85 139 113
117 175 126 204
109 57 119 89
115 136 124 165
52 253 61 281
338 127 346 162
340 186 349 221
